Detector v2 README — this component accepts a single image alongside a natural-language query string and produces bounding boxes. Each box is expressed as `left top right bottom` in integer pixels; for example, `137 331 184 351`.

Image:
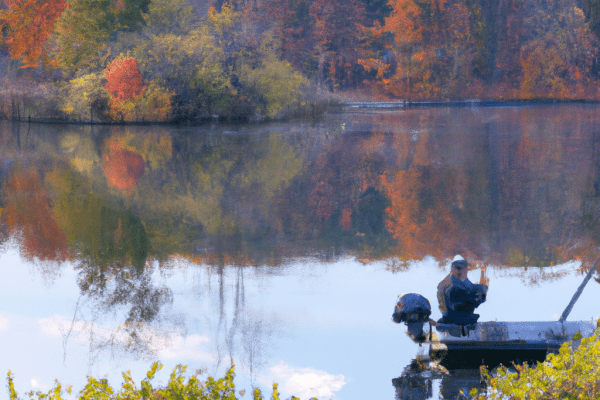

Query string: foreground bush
471 327 600 399
6 362 314 400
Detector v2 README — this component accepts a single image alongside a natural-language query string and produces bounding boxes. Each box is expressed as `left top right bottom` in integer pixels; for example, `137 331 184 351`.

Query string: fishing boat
394 261 600 369
429 320 595 369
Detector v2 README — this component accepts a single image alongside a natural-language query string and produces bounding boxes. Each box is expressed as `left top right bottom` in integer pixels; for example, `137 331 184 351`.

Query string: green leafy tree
53 0 117 74
133 27 230 120
52 0 149 74
143 0 197 36
113 0 150 32
239 39 307 118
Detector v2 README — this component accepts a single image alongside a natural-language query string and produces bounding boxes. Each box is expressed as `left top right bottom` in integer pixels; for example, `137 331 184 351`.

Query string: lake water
1 105 600 399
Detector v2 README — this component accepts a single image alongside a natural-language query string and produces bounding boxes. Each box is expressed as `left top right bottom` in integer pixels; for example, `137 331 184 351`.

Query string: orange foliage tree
3 167 68 261
379 0 475 99
0 0 67 68
104 56 145 102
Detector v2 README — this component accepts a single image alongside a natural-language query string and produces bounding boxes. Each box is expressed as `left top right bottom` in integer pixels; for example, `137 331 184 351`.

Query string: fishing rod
559 257 600 323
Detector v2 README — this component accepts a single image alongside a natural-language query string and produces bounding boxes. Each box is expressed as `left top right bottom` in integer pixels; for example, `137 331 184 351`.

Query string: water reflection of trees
64 269 182 364
4 166 68 262
4 108 600 345
191 262 283 384
378 107 600 271
6 112 600 269
0 155 180 359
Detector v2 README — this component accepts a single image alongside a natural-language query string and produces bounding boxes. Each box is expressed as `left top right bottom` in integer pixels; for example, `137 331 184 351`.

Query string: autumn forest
2 0 600 123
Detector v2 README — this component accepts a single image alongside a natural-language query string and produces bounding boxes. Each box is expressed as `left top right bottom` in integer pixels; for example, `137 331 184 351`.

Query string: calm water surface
2 105 600 399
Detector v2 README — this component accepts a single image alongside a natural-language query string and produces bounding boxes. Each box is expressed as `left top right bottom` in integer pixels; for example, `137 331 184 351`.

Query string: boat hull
428 320 596 369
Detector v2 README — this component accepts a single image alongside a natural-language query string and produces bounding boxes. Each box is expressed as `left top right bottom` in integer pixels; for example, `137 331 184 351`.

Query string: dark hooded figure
437 255 489 325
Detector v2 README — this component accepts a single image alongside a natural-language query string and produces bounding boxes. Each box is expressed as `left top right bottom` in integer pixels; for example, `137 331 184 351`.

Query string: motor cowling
392 293 431 324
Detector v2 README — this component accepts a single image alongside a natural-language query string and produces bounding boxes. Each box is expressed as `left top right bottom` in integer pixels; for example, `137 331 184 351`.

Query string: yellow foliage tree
239 52 307 118
61 73 110 122
108 82 173 122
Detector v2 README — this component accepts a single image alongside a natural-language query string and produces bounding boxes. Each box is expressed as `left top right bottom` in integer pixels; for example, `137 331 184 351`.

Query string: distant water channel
2 105 600 399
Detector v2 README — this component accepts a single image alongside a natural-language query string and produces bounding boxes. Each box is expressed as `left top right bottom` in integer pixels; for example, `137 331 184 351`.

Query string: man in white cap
436 255 489 325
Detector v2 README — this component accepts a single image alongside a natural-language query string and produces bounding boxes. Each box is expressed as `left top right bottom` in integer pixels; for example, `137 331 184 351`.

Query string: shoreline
4 98 600 126
341 98 600 109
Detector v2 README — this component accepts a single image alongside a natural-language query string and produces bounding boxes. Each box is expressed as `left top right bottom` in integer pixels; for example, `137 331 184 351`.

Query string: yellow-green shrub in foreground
471 328 600 399
6 363 316 400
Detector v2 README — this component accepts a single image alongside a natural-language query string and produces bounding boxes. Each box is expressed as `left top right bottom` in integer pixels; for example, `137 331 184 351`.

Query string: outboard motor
393 293 432 343
393 293 432 323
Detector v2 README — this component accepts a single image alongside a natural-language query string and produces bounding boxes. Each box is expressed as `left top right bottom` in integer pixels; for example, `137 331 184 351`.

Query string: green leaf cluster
52 0 150 74
471 327 600 399
239 48 307 118
6 363 317 400
133 25 230 120
143 0 196 36
132 4 305 121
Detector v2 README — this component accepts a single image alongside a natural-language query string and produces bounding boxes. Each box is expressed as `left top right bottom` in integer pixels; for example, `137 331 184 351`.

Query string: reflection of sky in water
2 243 600 400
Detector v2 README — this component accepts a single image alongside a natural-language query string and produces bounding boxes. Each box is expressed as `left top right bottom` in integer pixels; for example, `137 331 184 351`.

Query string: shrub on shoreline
6 362 317 400
470 327 600 399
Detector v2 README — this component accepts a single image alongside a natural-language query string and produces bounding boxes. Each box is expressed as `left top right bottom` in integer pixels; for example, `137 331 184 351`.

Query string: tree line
1 0 600 122
0 0 308 122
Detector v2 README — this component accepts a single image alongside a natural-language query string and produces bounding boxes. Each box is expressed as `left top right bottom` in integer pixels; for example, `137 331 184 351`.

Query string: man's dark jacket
437 274 487 325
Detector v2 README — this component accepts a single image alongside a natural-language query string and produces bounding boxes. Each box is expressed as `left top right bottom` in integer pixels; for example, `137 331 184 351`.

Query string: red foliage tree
0 0 67 68
104 57 145 101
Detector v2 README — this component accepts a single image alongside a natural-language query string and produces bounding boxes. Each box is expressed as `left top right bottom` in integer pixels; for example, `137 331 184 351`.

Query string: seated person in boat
437 255 489 325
